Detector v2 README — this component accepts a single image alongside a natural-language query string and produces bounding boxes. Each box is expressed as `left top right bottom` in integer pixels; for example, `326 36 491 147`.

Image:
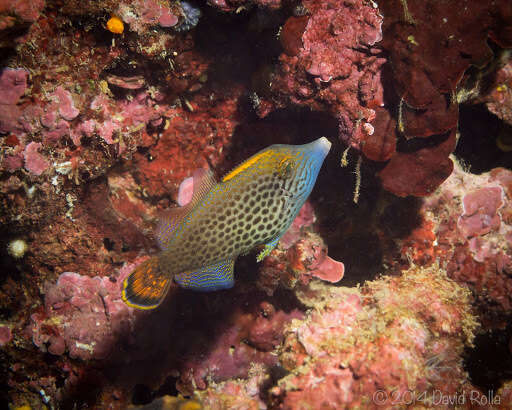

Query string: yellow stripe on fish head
222 149 299 182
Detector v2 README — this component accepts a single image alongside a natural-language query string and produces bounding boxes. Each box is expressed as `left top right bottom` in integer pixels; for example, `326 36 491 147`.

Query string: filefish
122 137 332 309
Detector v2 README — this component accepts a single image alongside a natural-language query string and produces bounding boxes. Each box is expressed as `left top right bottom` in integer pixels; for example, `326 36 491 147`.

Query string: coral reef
373 0 512 197
482 58 512 128
29 265 137 360
1 0 512 408
403 161 512 326
254 0 385 154
269 265 479 408
386 159 512 326
259 201 344 295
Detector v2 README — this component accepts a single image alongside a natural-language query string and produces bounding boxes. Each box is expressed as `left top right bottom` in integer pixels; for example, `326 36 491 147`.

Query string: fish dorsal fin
156 168 216 250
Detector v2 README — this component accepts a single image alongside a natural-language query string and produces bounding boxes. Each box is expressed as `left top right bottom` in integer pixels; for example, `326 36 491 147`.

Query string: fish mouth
315 137 332 155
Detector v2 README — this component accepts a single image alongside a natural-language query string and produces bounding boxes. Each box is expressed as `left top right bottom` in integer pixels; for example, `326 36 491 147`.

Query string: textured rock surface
1 0 512 408
271 265 479 408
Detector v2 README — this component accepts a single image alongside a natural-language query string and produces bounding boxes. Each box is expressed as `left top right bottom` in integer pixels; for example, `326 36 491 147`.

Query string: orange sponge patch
107 16 124 34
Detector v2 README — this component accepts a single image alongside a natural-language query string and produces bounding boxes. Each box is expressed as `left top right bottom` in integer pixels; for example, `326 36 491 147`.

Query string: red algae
23 141 49 175
374 0 512 197
0 68 29 134
257 0 385 153
2 0 512 407
30 269 136 360
0 325 12 346
0 68 29 104
378 129 457 197
400 161 512 325
270 265 478 409
259 201 344 295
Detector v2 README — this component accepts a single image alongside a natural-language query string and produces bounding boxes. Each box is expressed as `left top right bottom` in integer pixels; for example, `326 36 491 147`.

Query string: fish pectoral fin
121 257 172 310
174 259 235 291
256 237 280 262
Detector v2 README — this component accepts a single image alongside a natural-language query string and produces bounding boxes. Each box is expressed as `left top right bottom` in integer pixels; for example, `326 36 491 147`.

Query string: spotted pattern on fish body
122 137 332 309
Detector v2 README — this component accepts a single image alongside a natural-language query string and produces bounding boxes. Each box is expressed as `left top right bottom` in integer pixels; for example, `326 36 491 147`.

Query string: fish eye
278 158 294 178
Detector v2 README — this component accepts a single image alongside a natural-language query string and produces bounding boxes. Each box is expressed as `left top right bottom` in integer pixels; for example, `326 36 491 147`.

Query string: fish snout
314 137 332 156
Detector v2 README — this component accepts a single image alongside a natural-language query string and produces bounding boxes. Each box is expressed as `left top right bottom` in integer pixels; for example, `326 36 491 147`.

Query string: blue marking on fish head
271 137 331 201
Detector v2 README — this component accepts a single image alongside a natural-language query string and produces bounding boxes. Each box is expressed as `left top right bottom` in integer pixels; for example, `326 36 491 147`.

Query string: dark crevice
454 103 511 173
194 5 286 86
131 384 153 405
154 375 179 398
464 324 512 392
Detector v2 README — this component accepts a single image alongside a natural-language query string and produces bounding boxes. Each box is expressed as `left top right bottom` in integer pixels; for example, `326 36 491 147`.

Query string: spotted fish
122 137 332 309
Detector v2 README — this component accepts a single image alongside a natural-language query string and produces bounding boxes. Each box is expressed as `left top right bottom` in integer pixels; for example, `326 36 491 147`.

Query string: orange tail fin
121 257 172 310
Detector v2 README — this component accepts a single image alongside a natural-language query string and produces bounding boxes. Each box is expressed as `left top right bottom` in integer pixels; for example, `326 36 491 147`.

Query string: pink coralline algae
117 0 180 33
270 266 478 408
1 76 82 151
257 0 385 154
2 152 23 172
49 86 80 121
0 324 13 346
29 265 136 360
88 92 164 147
0 68 28 134
23 141 49 176
0 68 28 104
402 162 512 324
259 201 344 295
458 187 504 238
0 0 45 23
177 298 303 394
158 10 179 28
38 86 82 144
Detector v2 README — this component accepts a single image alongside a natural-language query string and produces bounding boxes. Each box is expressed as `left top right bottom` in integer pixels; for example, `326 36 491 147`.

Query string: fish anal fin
175 259 234 291
121 257 171 310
